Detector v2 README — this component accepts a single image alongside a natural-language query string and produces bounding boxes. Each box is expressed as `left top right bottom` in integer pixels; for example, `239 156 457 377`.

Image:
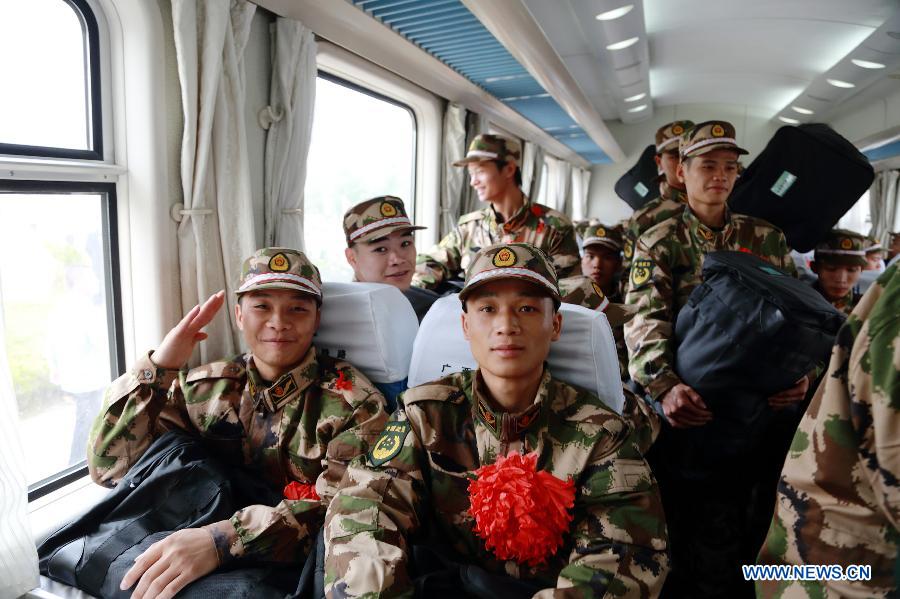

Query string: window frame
0 0 105 160
0 179 124 501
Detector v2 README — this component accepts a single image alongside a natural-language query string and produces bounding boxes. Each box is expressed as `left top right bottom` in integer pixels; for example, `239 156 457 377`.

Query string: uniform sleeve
205 376 389 566
536 422 669 598
412 226 465 290
623 242 682 399
87 352 192 487
323 406 428 598
548 222 581 279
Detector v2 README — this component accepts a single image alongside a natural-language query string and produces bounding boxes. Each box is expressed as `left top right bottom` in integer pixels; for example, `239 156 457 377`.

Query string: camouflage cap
680 120 749 159
452 133 521 168
582 223 623 253
459 243 560 306
236 247 322 300
814 229 867 267
343 195 426 246
655 120 695 154
864 235 883 254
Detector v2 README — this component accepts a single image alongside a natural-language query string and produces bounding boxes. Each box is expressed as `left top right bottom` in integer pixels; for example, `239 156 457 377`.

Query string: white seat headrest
408 295 625 413
315 282 418 384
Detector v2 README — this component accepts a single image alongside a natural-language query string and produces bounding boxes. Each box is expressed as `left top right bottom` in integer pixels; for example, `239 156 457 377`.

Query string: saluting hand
768 375 810 410
120 527 219 599
661 383 713 428
152 291 226 370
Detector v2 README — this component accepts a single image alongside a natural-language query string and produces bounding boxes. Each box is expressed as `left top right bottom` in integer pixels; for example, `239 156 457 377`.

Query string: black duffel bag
38 431 302 598
674 250 844 399
729 123 874 252
614 144 660 210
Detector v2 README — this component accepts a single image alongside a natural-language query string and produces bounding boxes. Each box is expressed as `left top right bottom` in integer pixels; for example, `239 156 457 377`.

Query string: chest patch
369 420 410 467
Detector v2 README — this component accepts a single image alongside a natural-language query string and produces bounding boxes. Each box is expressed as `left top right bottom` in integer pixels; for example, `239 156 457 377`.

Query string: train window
0 182 123 499
303 74 416 282
837 190 872 234
0 0 102 159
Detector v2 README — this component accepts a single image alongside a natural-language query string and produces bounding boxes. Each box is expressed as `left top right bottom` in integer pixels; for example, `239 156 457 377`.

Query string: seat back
407 295 624 413
315 282 418 411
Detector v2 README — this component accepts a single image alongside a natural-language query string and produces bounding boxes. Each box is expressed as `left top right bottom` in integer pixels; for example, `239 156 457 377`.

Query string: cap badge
672 124 684 135
492 246 517 268
269 253 290 272
380 202 398 218
840 238 853 250
711 124 725 137
595 226 607 238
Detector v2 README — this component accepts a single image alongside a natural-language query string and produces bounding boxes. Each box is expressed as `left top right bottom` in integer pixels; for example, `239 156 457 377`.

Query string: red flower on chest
334 370 353 391
283 481 320 501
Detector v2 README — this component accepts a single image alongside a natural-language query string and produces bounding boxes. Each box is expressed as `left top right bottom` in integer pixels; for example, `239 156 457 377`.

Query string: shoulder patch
640 217 680 250
458 210 485 225
630 258 654 286
731 213 783 235
369 420 410 466
401 381 467 406
185 360 244 383
541 204 573 223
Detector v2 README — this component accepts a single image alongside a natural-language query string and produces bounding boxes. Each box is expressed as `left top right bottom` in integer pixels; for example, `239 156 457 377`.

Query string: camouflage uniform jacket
756 264 900 598
88 346 388 564
412 199 579 289
813 281 862 317
324 368 669 598
621 184 688 295
624 207 797 399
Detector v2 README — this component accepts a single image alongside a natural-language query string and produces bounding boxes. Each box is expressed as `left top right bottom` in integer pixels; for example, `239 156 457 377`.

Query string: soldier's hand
152 291 226 370
768 375 810 410
660 383 712 428
121 527 219 599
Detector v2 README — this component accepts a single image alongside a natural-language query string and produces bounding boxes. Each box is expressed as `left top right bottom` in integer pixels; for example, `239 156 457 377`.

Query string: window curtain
440 102 467 237
522 141 545 203
0 287 39 597
461 112 489 215
869 169 900 244
173 0 258 363
570 166 591 221
542 155 572 212
262 18 316 250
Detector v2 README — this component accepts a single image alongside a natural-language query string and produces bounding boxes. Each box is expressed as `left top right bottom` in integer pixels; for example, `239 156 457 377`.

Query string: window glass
0 192 115 485
0 0 93 151
836 190 872 235
304 76 415 282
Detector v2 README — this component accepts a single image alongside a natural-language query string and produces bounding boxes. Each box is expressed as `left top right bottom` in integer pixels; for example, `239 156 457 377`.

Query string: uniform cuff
202 519 245 566
645 372 682 401
132 352 179 389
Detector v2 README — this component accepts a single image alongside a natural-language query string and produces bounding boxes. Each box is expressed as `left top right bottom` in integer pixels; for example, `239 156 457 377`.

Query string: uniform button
141 369 153 381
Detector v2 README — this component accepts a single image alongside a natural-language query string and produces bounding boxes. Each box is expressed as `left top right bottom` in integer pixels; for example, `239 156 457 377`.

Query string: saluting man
342 195 439 321
623 120 807 598
810 228 866 315
621 120 695 284
88 248 388 599
326 243 668 598
412 134 580 290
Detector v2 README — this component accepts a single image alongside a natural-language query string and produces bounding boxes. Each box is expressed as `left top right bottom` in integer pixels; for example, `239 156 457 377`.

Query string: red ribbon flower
334 370 353 391
530 204 544 217
283 481 320 501
535 221 546 234
467 452 575 567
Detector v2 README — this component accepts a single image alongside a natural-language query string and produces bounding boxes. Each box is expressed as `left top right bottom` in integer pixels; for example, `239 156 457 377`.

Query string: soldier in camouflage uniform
864 235 886 271
810 229 866 316
325 243 669 598
623 121 809 598
412 134 580 290
343 195 438 321
621 121 695 288
88 248 388 598
756 263 900 598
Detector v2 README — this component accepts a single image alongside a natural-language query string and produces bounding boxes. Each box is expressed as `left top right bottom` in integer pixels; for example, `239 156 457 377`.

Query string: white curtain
263 18 317 250
173 0 258 363
869 170 900 244
441 103 467 237
0 287 39 597
570 166 591 221
542 155 572 212
461 112 489 215
522 142 545 203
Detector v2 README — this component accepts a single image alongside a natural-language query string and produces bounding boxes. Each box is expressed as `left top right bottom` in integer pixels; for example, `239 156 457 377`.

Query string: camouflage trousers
646 400 805 599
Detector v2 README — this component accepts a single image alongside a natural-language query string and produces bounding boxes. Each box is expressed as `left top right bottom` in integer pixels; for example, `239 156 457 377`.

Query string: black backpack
614 144 660 210
38 431 302 598
729 124 874 252
674 250 844 399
